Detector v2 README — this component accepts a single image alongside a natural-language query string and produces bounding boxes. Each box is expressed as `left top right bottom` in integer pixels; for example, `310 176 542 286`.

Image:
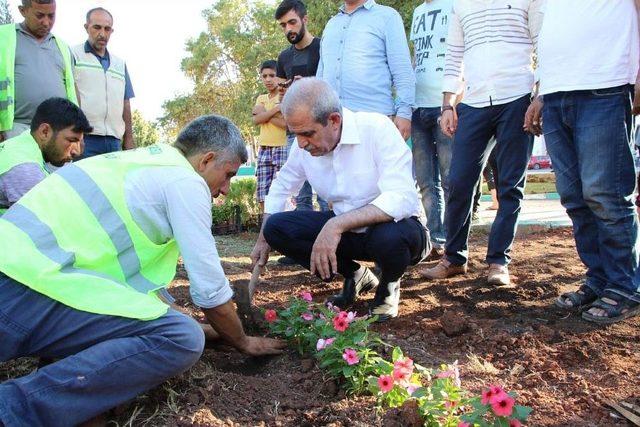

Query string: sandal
555 285 598 310
582 290 640 325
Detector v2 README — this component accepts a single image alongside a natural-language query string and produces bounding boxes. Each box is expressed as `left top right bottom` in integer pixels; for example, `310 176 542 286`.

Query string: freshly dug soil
1 228 638 426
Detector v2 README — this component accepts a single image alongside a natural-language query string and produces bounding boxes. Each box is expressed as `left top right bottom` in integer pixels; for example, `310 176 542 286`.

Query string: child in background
252 60 288 211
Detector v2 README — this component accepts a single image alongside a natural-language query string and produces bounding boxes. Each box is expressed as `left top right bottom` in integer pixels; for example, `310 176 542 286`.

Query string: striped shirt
442 0 545 107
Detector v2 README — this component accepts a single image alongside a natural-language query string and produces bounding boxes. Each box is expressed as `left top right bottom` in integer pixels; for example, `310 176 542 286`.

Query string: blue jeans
0 274 205 426
542 85 640 300
445 95 533 266
412 107 453 249
78 134 122 160
286 134 329 211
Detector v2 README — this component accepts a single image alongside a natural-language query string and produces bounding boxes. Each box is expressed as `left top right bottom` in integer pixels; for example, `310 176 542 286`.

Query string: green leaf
513 405 533 420
392 346 403 361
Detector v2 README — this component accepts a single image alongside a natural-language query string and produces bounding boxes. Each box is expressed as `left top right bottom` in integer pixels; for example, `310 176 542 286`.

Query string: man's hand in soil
524 96 543 135
238 336 287 356
202 301 286 356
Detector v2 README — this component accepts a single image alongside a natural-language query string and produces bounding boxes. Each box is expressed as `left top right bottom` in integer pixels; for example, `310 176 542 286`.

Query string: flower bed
265 293 532 426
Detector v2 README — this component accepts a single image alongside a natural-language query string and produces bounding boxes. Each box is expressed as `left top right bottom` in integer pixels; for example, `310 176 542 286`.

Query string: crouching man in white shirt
250 78 429 321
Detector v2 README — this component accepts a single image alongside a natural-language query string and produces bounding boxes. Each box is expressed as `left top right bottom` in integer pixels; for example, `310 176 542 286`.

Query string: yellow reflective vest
0 23 77 132
0 144 196 320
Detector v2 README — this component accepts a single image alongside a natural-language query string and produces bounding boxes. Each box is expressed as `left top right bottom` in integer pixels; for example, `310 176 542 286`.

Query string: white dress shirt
264 108 422 225
125 166 232 309
537 0 639 96
442 0 545 107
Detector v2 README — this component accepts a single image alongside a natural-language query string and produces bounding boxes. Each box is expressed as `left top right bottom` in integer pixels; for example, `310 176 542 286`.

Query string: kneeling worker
0 115 285 426
0 97 90 214
251 78 430 321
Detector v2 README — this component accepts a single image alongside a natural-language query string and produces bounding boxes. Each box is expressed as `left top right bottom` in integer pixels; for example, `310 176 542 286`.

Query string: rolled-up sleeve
385 10 415 120
164 177 232 309
369 120 419 221
264 143 307 214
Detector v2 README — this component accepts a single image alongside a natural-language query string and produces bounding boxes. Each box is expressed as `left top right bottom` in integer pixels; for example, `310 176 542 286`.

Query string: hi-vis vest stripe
0 144 193 320
0 24 77 132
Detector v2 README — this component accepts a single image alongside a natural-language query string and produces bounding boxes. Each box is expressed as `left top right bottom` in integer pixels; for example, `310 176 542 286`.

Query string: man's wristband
441 105 454 113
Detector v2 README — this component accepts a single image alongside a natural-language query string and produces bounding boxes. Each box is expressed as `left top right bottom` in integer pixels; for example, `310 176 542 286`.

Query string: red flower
509 420 522 427
482 384 506 405
377 374 394 393
491 394 515 417
333 316 348 332
264 309 277 323
457 423 471 427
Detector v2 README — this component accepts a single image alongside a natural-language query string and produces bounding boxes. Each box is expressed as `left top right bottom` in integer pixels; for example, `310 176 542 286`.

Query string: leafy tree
0 0 13 25
132 110 160 147
161 0 416 139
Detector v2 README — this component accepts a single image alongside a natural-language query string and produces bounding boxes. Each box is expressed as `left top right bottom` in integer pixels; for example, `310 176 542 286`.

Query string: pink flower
336 310 357 323
316 338 335 351
436 369 455 379
326 302 341 312
393 357 414 372
444 400 457 410
392 367 411 385
406 384 419 396
458 423 471 427
301 312 314 321
333 316 349 332
491 394 515 417
377 374 394 393
300 291 312 302
264 309 277 323
481 385 506 405
509 420 522 427
342 348 359 365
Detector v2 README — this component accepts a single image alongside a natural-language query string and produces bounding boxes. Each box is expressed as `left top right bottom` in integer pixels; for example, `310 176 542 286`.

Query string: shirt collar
84 40 110 60
337 108 361 146
339 0 375 14
17 22 54 42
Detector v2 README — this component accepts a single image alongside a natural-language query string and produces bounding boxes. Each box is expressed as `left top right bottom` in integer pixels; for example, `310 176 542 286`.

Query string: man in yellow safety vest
0 114 285 426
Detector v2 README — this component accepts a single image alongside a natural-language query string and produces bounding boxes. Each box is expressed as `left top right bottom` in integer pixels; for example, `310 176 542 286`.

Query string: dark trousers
263 211 429 283
78 134 122 160
445 95 533 266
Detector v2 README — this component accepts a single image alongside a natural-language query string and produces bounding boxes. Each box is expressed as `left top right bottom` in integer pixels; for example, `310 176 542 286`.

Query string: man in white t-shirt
525 0 640 324
409 0 458 260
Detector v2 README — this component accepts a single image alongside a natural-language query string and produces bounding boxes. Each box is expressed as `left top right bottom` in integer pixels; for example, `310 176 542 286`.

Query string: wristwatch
441 105 454 113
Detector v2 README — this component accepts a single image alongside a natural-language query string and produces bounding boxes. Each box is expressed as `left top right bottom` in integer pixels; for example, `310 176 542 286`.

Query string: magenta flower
300 291 312 302
377 374 394 393
316 338 335 351
342 348 359 365
491 394 515 417
301 312 314 321
264 309 277 323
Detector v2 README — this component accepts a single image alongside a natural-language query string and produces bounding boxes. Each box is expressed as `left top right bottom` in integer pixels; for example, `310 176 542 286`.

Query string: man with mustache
0 0 78 142
0 97 90 215
72 7 136 158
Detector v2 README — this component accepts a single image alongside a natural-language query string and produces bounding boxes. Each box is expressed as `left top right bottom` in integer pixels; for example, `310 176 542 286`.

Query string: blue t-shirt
410 0 453 108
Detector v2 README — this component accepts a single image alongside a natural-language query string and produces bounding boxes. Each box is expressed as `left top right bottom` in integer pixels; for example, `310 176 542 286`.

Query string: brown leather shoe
487 263 510 286
421 258 467 279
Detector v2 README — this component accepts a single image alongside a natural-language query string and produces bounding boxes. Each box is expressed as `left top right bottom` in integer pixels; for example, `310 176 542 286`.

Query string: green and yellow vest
0 130 47 215
0 144 195 320
0 24 77 132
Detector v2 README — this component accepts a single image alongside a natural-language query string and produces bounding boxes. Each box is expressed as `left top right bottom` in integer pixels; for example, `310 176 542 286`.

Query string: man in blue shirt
316 0 415 140
72 7 136 158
